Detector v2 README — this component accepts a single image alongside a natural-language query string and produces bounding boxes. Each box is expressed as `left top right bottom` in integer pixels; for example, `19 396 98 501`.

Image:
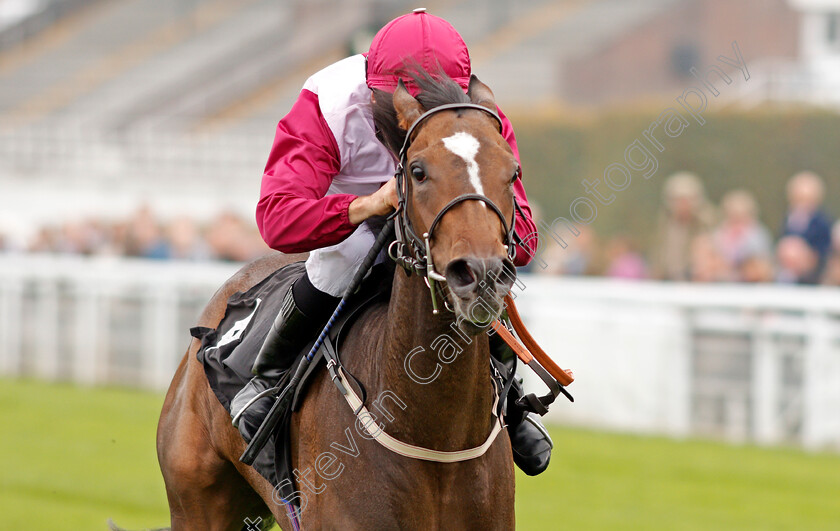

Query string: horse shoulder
158 252 308 528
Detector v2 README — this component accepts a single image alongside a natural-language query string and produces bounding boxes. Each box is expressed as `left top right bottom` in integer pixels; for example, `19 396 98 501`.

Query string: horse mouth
448 290 507 335
445 280 511 335
441 255 515 333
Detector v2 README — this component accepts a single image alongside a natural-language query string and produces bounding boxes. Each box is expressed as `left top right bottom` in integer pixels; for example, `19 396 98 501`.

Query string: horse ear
393 79 424 131
467 75 496 112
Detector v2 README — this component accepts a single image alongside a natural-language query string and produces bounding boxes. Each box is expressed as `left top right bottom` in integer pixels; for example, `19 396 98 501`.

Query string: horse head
390 73 519 334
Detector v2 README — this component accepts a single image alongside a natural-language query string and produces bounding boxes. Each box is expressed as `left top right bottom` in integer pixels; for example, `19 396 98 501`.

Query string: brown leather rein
492 294 575 405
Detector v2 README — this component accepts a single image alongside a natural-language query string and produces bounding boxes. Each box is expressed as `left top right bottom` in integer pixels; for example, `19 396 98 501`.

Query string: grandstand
0 0 589 135
6 0 831 240
0 0 601 238
0 0 392 235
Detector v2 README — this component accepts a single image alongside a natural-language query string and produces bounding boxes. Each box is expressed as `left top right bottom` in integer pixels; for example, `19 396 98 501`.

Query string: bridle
238 106 555 480
236 110 518 467
387 103 519 314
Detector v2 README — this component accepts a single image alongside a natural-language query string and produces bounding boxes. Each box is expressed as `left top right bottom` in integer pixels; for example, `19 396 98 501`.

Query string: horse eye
411 165 427 182
510 167 521 184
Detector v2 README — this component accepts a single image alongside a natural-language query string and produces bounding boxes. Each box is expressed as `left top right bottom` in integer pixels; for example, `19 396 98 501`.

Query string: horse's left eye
510 167 521 184
411 165 427 183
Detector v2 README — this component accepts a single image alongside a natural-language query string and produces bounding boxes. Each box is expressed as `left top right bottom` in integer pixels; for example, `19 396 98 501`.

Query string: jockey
232 9 553 476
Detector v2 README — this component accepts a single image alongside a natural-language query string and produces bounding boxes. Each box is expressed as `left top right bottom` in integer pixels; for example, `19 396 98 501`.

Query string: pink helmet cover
366 10 471 93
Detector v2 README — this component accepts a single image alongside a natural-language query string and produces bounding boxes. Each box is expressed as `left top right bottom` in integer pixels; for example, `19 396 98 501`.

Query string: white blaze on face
442 131 485 205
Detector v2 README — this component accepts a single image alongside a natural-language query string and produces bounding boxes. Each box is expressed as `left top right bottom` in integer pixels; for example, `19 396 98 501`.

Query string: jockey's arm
257 90 395 254
257 89 537 264
348 178 397 224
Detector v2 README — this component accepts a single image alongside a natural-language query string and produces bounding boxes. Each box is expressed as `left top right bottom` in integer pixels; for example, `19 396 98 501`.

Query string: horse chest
292 375 515 529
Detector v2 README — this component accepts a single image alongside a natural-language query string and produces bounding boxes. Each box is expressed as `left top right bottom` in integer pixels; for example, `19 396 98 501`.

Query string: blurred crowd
0 172 838 287
0 206 270 262
536 171 840 286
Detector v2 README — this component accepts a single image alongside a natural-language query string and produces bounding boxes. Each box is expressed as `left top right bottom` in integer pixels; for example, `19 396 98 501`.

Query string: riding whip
240 217 396 465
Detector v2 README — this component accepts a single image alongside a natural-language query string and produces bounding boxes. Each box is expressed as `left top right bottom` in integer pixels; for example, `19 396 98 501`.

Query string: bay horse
156 71 520 530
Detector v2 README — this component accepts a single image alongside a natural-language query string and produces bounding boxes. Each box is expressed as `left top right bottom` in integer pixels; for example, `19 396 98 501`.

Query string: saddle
192 260 393 492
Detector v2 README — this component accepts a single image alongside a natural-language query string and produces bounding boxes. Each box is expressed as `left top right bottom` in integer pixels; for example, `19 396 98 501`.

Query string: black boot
490 331 554 476
508 378 553 476
230 375 276 442
231 277 336 441
251 285 316 377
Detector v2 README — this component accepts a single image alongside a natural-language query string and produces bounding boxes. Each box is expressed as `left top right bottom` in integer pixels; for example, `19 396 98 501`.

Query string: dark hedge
513 108 840 247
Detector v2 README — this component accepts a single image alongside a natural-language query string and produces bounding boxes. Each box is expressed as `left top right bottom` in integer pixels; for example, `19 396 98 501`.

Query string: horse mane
371 66 470 155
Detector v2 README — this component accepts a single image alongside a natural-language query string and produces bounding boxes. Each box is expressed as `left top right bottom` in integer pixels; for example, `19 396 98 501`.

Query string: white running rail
1 255 838 451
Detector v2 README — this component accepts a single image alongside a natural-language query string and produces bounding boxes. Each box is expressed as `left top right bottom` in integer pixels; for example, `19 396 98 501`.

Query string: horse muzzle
445 256 516 331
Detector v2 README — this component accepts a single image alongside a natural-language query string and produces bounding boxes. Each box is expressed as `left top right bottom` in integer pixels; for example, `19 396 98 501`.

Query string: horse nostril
445 258 478 292
477 257 514 293
494 258 516 291
445 257 516 297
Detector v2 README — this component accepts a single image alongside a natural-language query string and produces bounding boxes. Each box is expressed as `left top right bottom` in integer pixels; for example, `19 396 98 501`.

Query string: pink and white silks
256 12 538 296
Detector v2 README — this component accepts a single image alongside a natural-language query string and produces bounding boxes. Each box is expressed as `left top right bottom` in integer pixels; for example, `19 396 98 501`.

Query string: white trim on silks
301 55 397 296
335 367 505 462
302 54 395 191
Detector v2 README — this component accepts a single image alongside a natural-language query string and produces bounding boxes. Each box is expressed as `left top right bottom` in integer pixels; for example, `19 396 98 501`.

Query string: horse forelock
371 66 470 156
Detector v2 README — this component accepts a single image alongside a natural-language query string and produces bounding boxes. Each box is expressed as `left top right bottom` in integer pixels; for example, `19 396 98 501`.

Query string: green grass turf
1 378 838 530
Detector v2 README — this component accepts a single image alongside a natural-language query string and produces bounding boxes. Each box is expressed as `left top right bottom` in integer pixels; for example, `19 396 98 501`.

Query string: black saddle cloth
192 260 392 493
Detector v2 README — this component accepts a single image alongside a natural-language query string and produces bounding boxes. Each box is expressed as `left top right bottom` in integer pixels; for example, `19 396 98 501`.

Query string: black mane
371 67 470 155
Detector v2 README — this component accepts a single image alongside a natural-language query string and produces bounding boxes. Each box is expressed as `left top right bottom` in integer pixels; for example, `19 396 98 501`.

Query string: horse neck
375 269 494 450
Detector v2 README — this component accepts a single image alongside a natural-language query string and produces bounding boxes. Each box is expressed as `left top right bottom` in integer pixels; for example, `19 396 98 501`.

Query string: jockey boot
252 288 315 377
490 331 554 476
231 275 338 441
508 379 554 476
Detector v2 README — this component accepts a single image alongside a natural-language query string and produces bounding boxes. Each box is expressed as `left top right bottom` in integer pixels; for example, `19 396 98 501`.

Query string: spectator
54 219 111 255
206 212 246 262
125 206 170 259
782 171 833 284
167 216 210 261
604 235 648 280
823 221 840 286
235 228 273 262
740 256 776 283
206 212 271 262
690 233 732 282
651 172 716 281
28 226 60 254
11 206 282 263
776 236 818 284
538 225 598 276
712 190 773 280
